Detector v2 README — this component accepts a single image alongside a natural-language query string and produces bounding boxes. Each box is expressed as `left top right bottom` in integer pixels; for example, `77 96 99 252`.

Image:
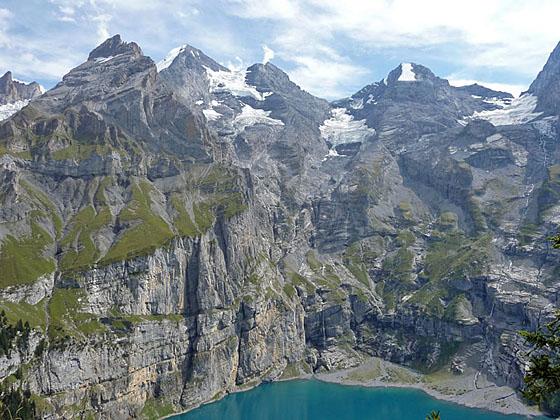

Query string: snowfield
465 94 542 126
202 108 222 121
0 100 29 122
320 108 375 147
234 104 284 130
398 63 417 82
205 67 271 101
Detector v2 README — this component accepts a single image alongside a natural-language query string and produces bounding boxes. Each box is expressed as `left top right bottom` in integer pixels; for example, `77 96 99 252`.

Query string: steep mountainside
0 71 44 120
0 35 559 418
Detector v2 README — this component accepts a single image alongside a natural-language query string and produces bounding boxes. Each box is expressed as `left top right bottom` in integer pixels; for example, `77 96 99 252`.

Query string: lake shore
167 356 544 419
299 357 543 418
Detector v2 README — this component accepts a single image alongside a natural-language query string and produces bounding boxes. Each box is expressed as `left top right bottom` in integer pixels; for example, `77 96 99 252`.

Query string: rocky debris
450 357 466 374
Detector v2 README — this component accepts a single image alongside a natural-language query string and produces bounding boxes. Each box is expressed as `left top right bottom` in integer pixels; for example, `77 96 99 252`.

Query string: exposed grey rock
0 71 43 105
529 41 560 115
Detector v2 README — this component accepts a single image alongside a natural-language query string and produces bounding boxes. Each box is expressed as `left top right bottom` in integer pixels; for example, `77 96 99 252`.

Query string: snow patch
398 63 416 82
366 94 377 105
157 45 187 72
262 45 274 64
482 97 513 107
205 66 270 101
94 55 120 64
202 108 222 121
464 94 542 126
234 104 284 130
320 108 374 148
349 97 364 110
0 100 28 121
321 148 342 162
12 77 30 85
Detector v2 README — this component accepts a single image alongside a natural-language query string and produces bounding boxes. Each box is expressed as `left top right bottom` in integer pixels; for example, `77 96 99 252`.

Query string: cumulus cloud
92 14 112 42
0 8 13 48
288 55 368 98
225 0 299 20
234 0 560 73
262 45 274 64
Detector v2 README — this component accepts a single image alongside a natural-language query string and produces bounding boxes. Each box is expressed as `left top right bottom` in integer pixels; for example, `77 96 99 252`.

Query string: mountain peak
385 62 437 86
527 41 560 114
157 43 225 73
0 70 43 107
0 71 13 84
87 34 142 61
246 62 290 84
454 83 513 100
245 62 305 97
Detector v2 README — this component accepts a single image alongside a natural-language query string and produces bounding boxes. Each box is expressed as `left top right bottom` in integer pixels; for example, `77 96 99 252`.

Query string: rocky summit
0 34 559 418
0 71 44 120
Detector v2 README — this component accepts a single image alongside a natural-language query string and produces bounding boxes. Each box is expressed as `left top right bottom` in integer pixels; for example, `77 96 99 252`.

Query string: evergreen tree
519 233 560 416
425 410 441 420
520 311 560 416
0 383 37 419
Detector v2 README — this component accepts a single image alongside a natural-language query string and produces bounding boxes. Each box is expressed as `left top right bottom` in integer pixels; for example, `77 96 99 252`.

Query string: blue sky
0 0 559 99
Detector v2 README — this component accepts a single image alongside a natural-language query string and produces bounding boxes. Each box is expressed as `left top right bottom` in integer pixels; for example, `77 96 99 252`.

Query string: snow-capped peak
398 63 417 82
157 45 187 72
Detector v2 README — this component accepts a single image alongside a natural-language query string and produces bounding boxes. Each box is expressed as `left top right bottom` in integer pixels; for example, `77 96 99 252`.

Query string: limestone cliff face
0 71 43 106
0 35 559 418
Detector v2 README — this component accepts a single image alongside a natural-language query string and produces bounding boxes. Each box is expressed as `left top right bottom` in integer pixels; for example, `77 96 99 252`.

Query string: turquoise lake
174 379 542 420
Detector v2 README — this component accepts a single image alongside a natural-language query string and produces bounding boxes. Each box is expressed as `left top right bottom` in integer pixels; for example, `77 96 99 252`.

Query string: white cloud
92 14 112 42
0 8 13 48
56 5 77 22
225 0 299 20
262 45 274 64
300 0 560 72
229 0 560 95
288 55 368 99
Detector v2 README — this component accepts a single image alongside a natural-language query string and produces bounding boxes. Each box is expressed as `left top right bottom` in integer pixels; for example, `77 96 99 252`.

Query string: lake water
173 379 539 420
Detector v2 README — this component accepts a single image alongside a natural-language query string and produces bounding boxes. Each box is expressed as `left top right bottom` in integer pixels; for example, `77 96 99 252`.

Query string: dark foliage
0 311 31 357
0 383 37 419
